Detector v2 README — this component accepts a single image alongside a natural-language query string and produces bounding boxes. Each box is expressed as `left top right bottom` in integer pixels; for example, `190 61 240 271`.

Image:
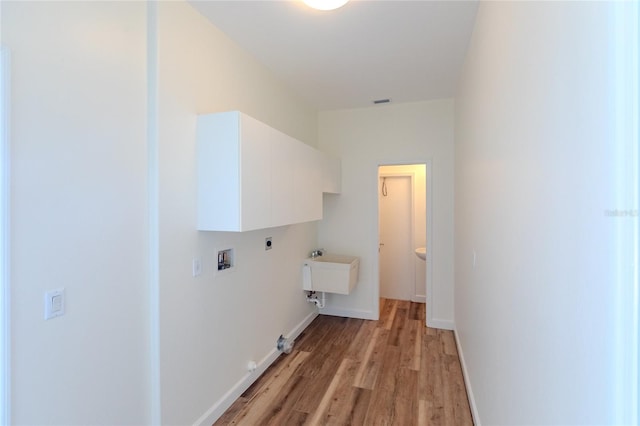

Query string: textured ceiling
189 0 478 110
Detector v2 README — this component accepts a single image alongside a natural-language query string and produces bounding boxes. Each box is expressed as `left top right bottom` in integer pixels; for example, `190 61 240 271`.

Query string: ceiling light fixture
302 0 349 11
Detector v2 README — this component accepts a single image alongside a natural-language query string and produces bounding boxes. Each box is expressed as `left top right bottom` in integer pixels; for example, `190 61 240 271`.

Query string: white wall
455 2 637 424
2 2 150 424
2 1 321 424
156 3 319 424
318 100 454 327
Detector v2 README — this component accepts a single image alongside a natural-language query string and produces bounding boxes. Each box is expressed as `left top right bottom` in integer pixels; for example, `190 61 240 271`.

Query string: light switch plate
192 258 202 277
44 288 65 320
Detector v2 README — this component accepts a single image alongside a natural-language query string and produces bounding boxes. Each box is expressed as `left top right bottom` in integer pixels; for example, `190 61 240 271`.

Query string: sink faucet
310 248 324 258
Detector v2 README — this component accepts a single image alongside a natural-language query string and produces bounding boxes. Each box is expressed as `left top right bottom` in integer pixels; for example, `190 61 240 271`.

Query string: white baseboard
427 317 454 330
454 329 481 426
319 306 377 320
193 310 319 426
411 295 426 303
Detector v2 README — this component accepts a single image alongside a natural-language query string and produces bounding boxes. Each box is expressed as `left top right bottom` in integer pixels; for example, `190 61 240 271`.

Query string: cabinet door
239 114 271 231
271 133 296 227
292 142 322 223
197 112 242 231
320 152 341 194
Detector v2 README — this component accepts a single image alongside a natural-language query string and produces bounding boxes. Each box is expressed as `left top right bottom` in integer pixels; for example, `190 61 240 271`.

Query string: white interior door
379 175 413 300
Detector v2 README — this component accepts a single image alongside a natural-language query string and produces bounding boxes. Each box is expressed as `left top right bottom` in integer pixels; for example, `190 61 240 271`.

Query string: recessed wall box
217 248 235 272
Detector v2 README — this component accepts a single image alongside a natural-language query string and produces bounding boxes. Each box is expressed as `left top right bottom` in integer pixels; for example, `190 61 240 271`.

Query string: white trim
613 2 639 424
428 318 453 331
146 3 161 425
319 307 377 320
193 310 318 426
424 160 434 328
454 330 481 426
411 295 426 304
0 46 11 426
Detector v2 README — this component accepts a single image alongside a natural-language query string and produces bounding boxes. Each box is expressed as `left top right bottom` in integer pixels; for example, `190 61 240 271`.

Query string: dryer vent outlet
277 335 294 354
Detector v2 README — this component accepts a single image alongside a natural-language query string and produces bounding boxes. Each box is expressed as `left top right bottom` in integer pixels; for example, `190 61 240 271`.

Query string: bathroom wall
2 2 150 424
455 1 637 424
156 2 319 424
318 100 454 327
379 164 426 301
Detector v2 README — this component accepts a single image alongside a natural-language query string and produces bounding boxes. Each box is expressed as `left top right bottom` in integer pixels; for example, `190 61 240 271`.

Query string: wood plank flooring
214 298 473 426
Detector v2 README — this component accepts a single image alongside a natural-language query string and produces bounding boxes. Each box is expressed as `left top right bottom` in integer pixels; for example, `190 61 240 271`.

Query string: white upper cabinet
197 111 340 232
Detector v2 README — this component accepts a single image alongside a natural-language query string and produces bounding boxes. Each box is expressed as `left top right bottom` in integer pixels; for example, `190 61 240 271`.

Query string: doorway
378 164 428 307
0 47 10 425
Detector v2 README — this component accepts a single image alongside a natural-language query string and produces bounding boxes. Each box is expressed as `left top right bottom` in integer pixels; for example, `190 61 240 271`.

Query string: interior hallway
215 299 472 425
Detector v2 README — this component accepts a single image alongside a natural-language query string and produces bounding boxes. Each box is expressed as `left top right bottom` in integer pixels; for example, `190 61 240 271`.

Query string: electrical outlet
265 237 272 250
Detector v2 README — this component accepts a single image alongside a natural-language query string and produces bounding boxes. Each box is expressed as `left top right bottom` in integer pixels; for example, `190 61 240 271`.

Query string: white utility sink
415 247 426 260
302 254 359 295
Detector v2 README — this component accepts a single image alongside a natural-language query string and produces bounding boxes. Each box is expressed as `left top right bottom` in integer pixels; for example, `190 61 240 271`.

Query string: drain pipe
306 291 325 309
277 335 294 354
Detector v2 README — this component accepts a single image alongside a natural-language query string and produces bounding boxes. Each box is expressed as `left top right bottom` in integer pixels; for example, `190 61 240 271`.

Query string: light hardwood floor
214 298 473 425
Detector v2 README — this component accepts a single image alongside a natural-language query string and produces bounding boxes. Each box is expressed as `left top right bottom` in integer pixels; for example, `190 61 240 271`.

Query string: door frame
374 160 433 326
0 46 11 426
613 1 639 423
